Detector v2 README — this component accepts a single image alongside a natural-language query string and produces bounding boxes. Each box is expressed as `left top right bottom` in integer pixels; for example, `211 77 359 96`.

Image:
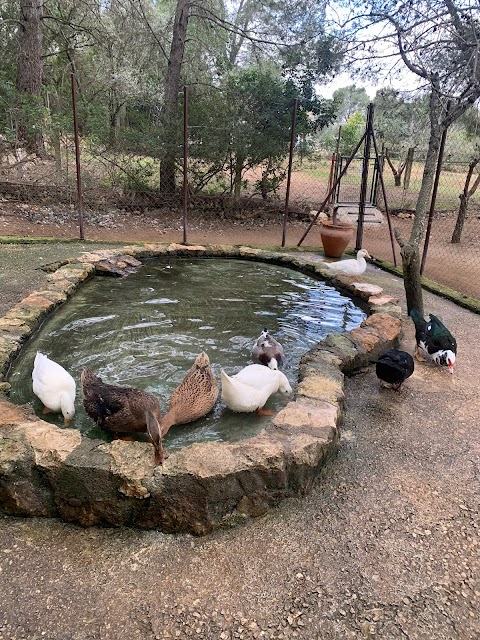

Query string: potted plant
319 207 354 258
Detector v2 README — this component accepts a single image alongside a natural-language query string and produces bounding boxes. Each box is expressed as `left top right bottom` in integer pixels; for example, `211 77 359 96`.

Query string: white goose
323 249 371 276
221 364 292 414
32 352 76 425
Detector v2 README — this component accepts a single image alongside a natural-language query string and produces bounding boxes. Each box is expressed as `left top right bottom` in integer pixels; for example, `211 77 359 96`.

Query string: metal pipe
370 128 397 266
182 85 188 244
297 129 367 247
282 98 298 247
333 125 342 204
70 72 84 240
327 153 335 205
421 100 451 274
356 103 374 250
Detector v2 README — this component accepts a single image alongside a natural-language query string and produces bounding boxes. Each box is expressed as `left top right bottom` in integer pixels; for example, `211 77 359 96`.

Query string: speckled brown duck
160 351 219 437
81 368 165 464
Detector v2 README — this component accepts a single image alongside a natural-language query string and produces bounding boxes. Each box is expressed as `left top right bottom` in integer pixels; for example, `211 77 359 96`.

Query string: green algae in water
8 258 366 450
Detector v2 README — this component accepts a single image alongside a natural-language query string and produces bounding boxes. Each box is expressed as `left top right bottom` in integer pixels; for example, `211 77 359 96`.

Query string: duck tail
146 411 165 465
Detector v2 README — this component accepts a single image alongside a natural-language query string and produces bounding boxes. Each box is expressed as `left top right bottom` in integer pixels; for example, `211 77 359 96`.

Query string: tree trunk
451 194 468 244
403 147 415 189
398 95 442 315
400 242 424 315
385 148 402 186
451 159 480 243
53 133 61 172
260 158 273 199
16 0 46 157
233 156 244 201
159 0 191 195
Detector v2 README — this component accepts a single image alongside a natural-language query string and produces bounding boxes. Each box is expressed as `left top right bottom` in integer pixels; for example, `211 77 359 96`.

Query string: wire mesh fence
0 88 479 301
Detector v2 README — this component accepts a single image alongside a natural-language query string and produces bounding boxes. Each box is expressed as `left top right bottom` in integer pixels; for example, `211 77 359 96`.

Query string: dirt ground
0 210 479 639
1 199 479 300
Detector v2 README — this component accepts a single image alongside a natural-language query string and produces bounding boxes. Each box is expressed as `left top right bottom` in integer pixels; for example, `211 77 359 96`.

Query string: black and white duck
410 309 457 373
81 368 165 464
252 328 285 370
376 349 415 390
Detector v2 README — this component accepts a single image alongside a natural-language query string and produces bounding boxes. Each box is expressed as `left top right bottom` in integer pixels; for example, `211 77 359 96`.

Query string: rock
368 294 399 306
350 282 383 299
0 399 36 427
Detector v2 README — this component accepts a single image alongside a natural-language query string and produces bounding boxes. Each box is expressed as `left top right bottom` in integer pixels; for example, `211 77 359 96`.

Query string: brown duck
81 368 165 465
161 351 219 437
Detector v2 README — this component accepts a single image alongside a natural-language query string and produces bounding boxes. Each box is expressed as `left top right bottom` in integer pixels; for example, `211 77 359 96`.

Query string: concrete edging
0 243 402 535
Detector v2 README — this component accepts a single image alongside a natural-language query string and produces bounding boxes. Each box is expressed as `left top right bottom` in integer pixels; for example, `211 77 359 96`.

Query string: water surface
9 258 366 450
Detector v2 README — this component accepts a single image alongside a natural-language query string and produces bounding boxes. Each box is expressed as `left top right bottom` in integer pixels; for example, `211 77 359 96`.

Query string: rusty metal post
327 153 335 205
182 86 188 244
370 128 397 266
297 129 367 247
356 103 374 250
282 98 298 247
421 101 451 274
70 73 84 240
332 125 342 203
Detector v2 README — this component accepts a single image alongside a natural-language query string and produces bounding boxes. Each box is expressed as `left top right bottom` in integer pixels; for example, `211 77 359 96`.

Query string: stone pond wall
0 244 402 535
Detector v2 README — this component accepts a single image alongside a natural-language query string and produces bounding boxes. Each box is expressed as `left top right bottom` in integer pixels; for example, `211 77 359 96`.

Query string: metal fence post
282 98 298 247
70 72 84 240
356 103 374 250
421 101 451 274
183 85 188 244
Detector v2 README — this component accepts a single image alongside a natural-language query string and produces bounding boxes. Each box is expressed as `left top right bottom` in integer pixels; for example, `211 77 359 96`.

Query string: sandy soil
1 199 479 299
0 248 479 639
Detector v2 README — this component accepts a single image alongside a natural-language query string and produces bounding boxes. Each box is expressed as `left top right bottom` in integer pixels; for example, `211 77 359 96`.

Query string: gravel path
0 243 479 639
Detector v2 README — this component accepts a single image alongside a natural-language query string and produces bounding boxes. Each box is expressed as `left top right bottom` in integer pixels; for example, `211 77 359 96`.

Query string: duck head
60 392 76 426
434 349 456 374
194 351 210 370
277 371 293 394
358 249 371 259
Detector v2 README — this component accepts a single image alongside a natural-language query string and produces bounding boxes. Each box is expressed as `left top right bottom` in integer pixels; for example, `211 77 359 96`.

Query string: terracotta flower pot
319 220 355 258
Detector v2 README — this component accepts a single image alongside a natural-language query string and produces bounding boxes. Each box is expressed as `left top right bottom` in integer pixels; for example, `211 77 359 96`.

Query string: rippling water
8 258 366 449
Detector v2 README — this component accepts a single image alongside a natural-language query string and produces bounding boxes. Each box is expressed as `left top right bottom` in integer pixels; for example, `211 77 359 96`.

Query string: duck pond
8 257 367 451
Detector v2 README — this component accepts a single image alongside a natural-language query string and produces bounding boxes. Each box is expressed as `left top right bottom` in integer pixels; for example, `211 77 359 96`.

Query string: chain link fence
0 89 479 301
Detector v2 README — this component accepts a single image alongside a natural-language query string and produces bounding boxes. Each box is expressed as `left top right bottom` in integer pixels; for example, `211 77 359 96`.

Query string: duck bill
64 417 73 426
448 364 455 375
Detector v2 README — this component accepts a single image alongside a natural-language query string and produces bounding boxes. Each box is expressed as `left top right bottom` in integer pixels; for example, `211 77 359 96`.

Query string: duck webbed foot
256 407 274 416
414 345 427 362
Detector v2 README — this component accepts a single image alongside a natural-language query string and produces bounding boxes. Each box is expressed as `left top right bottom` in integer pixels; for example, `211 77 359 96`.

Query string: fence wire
0 91 479 301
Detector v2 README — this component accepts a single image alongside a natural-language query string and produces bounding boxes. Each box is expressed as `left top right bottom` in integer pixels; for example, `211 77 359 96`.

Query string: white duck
323 249 371 276
221 364 292 414
32 352 76 425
